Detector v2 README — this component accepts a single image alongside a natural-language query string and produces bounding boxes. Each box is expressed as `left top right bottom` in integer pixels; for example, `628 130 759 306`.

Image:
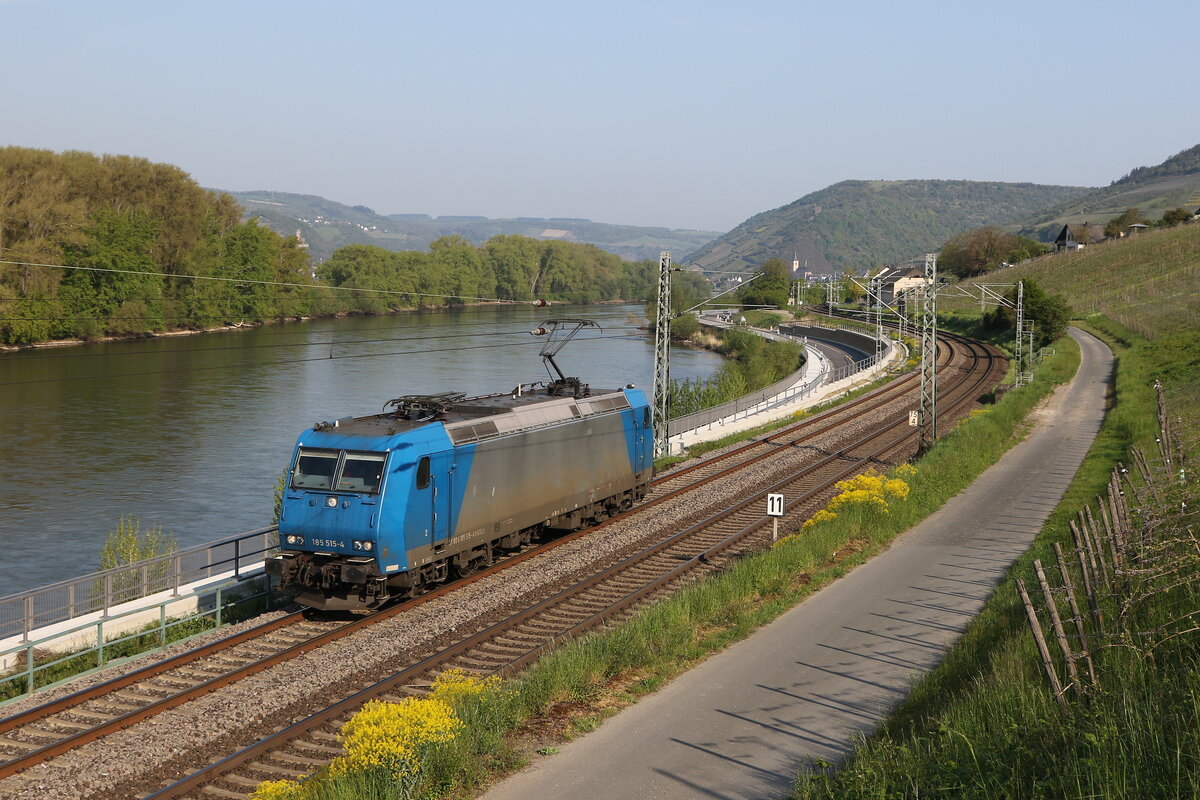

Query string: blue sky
3 0 1198 231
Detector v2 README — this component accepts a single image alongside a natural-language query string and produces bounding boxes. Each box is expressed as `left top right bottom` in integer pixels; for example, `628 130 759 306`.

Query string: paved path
481 328 1112 800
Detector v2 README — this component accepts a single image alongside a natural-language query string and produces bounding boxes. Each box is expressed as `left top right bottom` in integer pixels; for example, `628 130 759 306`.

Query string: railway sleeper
0 735 43 752
215 772 266 789
292 738 343 757
269 749 333 769
33 717 92 732
253 758 310 779
456 651 512 666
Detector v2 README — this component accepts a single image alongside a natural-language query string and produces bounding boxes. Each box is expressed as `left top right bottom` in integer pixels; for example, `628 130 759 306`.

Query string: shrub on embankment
791 317 1200 800
251 330 1082 800
669 324 804 417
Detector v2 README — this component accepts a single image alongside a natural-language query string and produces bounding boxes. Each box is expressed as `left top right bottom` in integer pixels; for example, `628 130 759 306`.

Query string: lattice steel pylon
652 251 673 457
1014 280 1024 379
918 253 938 455
872 272 885 361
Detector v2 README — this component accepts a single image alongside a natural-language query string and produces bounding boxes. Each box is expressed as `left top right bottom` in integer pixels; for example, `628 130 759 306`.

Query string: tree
939 226 1048 278
1104 208 1148 238
983 279 1070 348
1160 208 1193 227
59 208 162 336
738 258 790 308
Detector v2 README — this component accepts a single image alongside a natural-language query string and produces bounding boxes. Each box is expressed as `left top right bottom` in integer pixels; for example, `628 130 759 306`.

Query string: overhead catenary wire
0 325 646 363
0 332 647 387
0 258 538 305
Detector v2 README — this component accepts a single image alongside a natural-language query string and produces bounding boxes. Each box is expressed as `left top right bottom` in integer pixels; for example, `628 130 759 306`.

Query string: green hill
684 180 1091 276
220 190 720 263
1018 143 1200 240
948 221 1200 339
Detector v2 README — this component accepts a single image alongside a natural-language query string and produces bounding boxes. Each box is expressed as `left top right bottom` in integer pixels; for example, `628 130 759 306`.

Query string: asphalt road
481 328 1112 800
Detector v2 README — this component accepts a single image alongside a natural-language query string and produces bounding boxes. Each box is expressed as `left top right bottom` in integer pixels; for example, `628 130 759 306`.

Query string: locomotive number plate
311 538 345 548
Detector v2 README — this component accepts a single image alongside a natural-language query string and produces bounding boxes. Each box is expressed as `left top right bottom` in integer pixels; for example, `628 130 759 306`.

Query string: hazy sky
4 0 1198 232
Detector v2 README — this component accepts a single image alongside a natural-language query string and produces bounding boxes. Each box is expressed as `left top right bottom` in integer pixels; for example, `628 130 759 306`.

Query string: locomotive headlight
352 539 373 552
285 535 305 546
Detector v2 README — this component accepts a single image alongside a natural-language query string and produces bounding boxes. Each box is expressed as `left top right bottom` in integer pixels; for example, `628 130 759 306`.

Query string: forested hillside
1018 142 1200 240
226 190 720 263
0 147 313 345
686 179 1091 275
0 149 674 345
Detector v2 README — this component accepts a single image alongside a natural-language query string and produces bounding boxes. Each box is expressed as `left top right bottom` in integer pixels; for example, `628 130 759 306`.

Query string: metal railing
1 574 275 701
0 527 278 642
667 323 890 438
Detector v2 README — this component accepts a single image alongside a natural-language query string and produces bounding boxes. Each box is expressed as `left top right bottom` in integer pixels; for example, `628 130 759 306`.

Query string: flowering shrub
328 696 463 779
792 468 914 534
801 509 838 530
431 668 501 706
250 779 306 800
250 671 506 799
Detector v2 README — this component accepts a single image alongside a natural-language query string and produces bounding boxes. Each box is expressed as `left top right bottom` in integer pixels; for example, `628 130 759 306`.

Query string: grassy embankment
792 223 1200 798
251 300 1084 799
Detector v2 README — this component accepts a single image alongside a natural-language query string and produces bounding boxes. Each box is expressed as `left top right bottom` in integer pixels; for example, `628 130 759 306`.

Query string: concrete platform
480 328 1112 800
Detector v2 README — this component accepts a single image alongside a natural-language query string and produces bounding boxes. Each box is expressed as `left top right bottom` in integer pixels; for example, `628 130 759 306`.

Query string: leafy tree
1103 208 1148 238
1159 208 1193 227
219 219 279 321
670 312 699 339
737 258 790 308
60 208 163 336
939 226 1048 278
983 279 1071 348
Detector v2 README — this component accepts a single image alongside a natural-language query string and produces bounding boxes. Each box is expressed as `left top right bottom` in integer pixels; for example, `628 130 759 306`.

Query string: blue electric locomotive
266 382 654 610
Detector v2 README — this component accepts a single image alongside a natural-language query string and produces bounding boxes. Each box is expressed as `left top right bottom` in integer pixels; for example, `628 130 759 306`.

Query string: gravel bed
0 364 975 800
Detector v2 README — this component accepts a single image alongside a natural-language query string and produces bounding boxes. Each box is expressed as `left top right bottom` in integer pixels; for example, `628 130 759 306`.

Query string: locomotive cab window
293 449 338 489
337 453 387 494
416 456 431 490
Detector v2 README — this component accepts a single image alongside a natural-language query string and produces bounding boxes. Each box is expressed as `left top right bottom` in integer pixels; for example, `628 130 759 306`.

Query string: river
0 303 723 594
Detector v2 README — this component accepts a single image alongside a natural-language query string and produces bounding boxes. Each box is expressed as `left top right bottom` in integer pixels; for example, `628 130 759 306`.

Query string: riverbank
0 300 543 353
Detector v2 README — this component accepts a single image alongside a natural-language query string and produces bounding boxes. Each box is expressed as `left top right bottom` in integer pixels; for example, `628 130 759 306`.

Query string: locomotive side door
430 451 453 549
637 406 652 474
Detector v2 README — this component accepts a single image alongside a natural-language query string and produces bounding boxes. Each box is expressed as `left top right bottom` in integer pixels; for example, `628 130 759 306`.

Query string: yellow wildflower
250 779 306 800
801 509 838 529
329 696 462 779
432 668 501 705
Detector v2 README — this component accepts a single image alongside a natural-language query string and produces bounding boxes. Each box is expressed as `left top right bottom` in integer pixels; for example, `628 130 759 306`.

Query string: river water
0 303 723 594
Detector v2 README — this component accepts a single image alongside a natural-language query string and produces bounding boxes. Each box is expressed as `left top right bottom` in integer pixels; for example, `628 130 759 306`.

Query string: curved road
482 328 1112 800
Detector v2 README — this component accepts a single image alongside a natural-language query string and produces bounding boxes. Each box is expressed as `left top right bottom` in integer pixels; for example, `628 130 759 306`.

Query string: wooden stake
1035 558 1081 696
1018 577 1069 711
1072 516 1097 576
1099 501 1113 582
1053 542 1097 691
1075 541 1105 635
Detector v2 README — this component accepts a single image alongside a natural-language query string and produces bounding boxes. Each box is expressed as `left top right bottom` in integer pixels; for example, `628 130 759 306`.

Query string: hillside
1018 143 1200 240
221 190 720 263
947 221 1200 339
684 180 1091 276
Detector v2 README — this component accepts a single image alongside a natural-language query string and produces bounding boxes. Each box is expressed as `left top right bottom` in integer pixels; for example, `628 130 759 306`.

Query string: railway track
0 331 1003 799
